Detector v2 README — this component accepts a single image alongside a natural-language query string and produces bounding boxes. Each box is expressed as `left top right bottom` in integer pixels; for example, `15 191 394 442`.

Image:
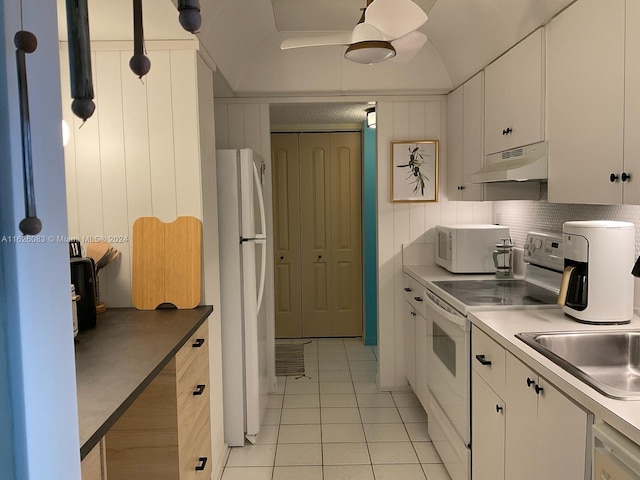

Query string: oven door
424 291 470 445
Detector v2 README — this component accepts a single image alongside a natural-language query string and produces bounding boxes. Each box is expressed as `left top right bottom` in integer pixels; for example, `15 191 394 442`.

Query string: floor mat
275 343 306 376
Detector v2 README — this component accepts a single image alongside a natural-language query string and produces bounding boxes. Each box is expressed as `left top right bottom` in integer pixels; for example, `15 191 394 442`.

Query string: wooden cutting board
132 216 202 310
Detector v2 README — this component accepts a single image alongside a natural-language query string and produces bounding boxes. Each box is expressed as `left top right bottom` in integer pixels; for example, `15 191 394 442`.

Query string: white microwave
435 224 510 273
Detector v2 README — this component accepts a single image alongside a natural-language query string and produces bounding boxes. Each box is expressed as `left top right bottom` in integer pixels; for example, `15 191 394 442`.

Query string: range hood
466 141 548 184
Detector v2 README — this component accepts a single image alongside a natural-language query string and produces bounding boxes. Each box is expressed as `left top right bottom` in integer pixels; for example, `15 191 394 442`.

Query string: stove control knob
526 238 535 254
534 239 543 249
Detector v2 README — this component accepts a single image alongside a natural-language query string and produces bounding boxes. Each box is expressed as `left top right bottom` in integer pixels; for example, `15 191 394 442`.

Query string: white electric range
421 231 564 480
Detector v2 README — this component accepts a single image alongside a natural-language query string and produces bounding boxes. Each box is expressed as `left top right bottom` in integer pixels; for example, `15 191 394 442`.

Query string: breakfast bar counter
74 306 213 459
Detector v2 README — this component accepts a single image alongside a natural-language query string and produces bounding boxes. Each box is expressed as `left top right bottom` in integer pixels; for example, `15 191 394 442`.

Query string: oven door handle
424 291 466 329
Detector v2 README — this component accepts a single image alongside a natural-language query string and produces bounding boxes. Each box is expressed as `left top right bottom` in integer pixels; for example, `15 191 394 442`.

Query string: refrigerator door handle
256 238 266 311
252 161 267 240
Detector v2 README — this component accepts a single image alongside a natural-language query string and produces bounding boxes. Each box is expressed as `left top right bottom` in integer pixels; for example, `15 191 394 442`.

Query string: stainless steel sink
516 330 640 400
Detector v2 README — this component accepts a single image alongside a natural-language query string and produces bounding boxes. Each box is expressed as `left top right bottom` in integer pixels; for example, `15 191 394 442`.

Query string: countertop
470 308 640 446
74 306 213 459
403 264 500 283
404 263 640 445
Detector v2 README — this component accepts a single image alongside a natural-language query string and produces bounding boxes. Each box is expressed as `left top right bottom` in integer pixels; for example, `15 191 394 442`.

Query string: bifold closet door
271 134 302 338
299 132 362 337
272 132 362 338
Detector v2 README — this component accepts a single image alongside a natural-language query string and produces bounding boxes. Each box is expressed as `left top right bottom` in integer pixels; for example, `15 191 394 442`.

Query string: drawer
175 320 209 374
176 360 209 414
471 326 506 397
179 392 212 480
403 274 427 317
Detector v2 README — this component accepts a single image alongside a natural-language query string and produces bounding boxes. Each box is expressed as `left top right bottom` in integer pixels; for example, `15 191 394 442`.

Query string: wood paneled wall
61 43 203 307
376 100 492 390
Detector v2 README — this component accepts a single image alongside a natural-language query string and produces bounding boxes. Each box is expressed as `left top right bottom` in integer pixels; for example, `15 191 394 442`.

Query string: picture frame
391 140 439 202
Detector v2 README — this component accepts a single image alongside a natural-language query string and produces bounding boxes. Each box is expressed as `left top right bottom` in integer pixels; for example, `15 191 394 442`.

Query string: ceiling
270 0 437 32
56 0 577 107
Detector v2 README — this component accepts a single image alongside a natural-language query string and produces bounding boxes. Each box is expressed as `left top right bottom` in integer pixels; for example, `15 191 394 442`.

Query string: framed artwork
391 140 439 202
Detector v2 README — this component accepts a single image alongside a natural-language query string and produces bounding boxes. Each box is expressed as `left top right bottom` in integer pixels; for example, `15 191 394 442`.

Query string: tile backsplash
492 186 640 256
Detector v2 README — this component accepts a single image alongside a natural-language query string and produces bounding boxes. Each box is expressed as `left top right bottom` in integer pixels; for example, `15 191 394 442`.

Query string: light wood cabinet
447 72 484 201
504 353 592 480
105 320 212 480
484 28 545 155
546 0 626 204
81 439 107 480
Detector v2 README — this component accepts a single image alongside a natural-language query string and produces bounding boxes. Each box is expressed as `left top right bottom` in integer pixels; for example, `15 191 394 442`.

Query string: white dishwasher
593 423 640 480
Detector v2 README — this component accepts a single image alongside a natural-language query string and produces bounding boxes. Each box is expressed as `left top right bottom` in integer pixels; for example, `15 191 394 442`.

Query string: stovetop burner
432 279 558 307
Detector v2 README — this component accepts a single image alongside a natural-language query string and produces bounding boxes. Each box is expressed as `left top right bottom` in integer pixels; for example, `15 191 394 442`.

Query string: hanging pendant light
129 0 150 79
178 0 201 33
65 0 96 121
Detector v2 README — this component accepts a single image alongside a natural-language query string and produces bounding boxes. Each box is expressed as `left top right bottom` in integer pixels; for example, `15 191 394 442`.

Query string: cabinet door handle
622 172 632 182
404 287 413 292
195 457 208 471
610 173 620 183
496 405 503 413
502 127 512 135
526 377 535 387
475 354 492 366
414 296 423 302
535 384 544 395
192 338 205 348
411 311 417 317
193 384 206 396
457 185 466 191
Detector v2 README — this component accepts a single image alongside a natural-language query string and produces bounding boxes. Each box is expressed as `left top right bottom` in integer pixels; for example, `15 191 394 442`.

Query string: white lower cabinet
471 327 593 480
504 353 592 480
403 273 428 405
404 302 416 389
472 370 505 480
414 309 428 405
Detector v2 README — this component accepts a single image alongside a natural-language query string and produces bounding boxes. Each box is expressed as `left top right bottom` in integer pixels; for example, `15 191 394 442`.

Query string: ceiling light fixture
344 13 395 64
345 41 395 64
366 107 377 128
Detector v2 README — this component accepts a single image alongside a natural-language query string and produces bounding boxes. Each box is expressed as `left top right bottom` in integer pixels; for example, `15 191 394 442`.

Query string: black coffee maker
70 240 97 330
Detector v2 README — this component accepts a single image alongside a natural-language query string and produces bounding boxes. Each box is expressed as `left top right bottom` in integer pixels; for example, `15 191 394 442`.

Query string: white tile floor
221 338 452 480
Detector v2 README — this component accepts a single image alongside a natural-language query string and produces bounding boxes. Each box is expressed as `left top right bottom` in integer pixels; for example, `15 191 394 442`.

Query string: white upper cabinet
447 72 484 201
623 0 640 204
484 28 545 155
547 0 626 204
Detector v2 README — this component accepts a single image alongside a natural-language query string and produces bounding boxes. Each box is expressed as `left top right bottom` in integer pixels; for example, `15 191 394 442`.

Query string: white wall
61 41 203 307
375 100 492 389
1 1 81 478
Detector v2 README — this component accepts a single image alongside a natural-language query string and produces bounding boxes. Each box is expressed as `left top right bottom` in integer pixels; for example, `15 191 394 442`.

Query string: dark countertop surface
75 306 213 459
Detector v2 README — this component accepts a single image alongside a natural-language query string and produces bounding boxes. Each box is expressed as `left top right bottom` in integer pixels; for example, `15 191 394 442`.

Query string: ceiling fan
280 0 428 65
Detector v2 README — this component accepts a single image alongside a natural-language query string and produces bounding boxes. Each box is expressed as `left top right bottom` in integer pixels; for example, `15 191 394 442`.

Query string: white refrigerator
216 148 270 446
